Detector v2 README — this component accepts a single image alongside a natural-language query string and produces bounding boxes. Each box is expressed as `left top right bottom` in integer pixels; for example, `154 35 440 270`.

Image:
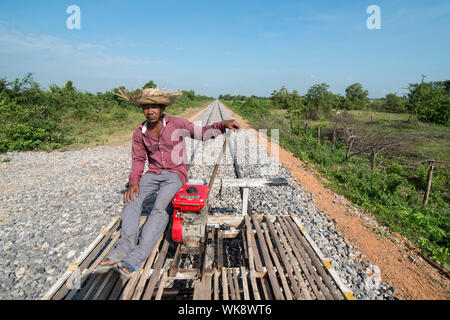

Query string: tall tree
345 83 369 109
270 86 306 111
384 93 406 113
304 82 334 120
270 86 289 109
406 76 450 125
183 90 195 100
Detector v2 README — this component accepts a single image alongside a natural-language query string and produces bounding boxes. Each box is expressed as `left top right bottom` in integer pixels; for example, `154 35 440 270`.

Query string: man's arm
182 119 240 141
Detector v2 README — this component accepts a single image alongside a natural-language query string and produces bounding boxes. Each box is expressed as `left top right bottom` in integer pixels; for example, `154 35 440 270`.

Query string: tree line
221 78 449 125
221 78 449 268
0 73 213 153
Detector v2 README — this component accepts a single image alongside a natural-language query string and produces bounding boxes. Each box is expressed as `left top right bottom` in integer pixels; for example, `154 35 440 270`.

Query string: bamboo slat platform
42 214 355 300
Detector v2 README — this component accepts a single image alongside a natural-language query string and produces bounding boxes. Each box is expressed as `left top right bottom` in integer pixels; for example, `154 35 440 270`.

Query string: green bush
71 106 100 122
230 97 270 121
387 162 404 175
406 79 450 126
225 97 450 268
0 121 66 152
108 105 129 120
0 74 213 153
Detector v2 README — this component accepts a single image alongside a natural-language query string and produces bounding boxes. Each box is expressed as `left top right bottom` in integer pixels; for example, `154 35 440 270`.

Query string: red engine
172 185 210 244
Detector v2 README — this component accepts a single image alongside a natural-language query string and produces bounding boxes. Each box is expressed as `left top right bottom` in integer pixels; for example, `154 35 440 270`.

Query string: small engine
172 185 210 248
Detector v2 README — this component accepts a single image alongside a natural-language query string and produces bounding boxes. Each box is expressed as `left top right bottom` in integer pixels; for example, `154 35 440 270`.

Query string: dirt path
222 104 449 300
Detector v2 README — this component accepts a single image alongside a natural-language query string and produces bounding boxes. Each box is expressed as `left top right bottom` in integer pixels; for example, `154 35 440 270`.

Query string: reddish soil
222 104 449 300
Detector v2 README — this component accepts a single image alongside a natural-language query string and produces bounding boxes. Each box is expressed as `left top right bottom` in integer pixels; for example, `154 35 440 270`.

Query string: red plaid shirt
128 114 226 185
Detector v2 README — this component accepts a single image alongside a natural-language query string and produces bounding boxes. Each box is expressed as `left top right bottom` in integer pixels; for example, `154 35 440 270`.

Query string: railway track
42 101 355 300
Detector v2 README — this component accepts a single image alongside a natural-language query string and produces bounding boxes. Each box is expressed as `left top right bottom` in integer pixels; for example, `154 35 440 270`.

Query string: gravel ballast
0 101 398 300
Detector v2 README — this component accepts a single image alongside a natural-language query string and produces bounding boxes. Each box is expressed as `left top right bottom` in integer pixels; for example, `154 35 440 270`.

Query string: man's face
142 104 165 124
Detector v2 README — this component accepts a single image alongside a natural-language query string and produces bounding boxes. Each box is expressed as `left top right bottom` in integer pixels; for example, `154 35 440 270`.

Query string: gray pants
108 171 182 269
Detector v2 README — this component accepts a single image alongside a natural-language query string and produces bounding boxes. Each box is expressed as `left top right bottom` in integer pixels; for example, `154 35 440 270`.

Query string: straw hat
115 87 182 106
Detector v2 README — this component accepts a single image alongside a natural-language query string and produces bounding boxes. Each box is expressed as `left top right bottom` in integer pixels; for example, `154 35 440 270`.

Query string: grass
348 110 450 161
59 99 214 152
166 99 213 118
226 101 449 268
348 110 410 122
58 110 143 151
271 109 287 116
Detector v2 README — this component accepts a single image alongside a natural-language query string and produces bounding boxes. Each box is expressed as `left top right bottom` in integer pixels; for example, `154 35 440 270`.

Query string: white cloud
0 27 167 66
0 28 70 54
0 26 170 91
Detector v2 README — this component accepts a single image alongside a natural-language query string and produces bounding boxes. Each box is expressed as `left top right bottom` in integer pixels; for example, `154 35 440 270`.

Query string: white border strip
290 215 356 300
41 216 121 300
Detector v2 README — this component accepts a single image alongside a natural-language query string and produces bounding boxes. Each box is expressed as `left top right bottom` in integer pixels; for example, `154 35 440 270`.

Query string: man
99 88 240 277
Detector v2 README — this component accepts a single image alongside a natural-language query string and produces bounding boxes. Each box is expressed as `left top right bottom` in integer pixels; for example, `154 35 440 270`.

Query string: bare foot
117 261 134 276
99 258 117 267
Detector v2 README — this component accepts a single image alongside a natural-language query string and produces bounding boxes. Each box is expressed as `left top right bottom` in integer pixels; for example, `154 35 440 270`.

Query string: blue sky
0 0 449 98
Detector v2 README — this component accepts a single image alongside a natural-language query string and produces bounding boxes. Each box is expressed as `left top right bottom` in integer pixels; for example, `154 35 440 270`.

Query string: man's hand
124 184 140 203
222 119 240 131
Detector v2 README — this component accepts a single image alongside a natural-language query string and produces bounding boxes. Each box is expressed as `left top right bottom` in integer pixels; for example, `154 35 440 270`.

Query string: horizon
0 0 449 99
